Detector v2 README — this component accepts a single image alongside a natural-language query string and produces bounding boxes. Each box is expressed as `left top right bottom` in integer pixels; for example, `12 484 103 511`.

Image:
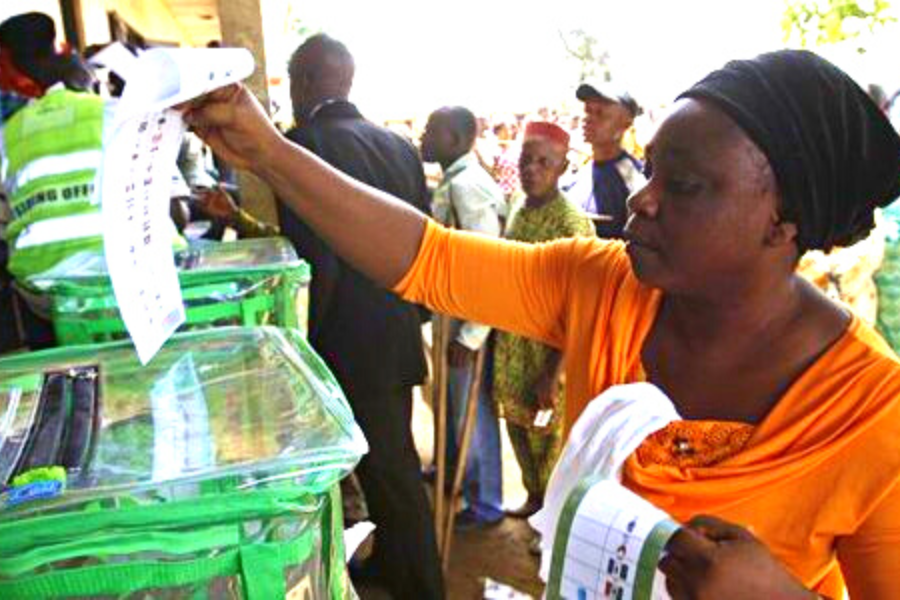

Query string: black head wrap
679 49 900 253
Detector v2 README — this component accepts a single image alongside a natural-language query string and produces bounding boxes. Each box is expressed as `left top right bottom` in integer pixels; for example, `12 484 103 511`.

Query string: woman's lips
623 231 658 251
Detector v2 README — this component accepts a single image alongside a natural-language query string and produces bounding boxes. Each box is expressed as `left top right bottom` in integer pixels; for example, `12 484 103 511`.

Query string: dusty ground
445 516 544 599
359 390 543 600
413 393 543 599
356 391 545 599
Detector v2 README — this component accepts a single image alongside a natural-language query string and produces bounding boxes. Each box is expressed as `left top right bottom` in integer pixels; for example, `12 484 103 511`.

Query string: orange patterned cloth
635 421 754 469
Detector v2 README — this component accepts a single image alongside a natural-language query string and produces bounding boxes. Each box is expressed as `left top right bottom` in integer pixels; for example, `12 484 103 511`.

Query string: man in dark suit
279 34 443 599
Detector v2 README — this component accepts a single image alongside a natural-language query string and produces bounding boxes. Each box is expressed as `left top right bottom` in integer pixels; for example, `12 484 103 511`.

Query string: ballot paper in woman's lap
546 478 678 600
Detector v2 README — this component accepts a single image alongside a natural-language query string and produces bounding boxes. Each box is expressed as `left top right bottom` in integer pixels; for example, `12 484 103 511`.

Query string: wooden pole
215 0 280 227
432 314 450 551
441 347 486 573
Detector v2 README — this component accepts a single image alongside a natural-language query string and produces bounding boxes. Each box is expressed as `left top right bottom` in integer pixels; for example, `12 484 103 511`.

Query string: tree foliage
558 29 612 83
782 0 895 49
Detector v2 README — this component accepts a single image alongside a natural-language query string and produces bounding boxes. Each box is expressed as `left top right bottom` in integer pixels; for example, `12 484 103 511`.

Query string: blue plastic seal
1 480 64 509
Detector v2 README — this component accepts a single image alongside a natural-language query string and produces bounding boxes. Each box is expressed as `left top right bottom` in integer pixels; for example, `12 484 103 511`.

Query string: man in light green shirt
421 105 505 527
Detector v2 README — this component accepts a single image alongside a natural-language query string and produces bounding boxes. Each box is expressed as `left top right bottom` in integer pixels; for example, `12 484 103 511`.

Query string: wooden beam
215 0 279 227
59 0 85 52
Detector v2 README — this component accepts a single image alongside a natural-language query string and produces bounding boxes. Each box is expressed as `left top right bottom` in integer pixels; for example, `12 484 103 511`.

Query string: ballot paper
84 41 140 83
545 478 679 600
343 521 376 563
100 47 254 364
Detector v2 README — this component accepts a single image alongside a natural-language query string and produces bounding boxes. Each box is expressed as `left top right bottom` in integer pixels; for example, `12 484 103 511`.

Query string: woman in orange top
186 49 900 599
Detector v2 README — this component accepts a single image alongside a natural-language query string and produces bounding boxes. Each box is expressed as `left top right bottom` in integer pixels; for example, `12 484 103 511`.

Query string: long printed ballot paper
546 478 679 600
100 47 254 364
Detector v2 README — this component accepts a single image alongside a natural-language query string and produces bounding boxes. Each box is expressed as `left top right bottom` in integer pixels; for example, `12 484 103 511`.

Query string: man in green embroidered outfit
494 122 594 523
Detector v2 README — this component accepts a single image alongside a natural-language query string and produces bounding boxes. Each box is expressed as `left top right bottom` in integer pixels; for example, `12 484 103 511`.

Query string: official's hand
181 84 283 172
660 515 818 600
194 187 239 222
447 341 475 368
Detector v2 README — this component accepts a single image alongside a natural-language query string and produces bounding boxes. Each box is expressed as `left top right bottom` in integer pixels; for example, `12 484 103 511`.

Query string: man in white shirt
421 105 505 528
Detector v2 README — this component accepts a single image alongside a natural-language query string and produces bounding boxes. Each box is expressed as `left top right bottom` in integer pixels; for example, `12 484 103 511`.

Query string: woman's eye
668 179 702 195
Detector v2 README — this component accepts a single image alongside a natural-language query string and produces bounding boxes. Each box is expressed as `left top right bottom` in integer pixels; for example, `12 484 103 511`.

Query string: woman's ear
765 213 798 248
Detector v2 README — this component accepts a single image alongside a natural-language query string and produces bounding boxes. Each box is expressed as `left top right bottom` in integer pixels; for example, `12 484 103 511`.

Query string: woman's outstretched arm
184 84 427 288
184 84 580 349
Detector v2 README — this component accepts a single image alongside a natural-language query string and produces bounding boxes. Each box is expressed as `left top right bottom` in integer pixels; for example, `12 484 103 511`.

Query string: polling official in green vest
0 13 187 286
0 11 101 351
2 87 108 281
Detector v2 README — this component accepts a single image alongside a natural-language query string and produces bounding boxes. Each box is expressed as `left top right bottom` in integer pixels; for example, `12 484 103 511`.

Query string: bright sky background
266 0 900 123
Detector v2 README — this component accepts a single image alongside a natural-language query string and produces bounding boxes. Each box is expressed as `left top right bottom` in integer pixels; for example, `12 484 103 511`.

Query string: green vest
2 88 106 281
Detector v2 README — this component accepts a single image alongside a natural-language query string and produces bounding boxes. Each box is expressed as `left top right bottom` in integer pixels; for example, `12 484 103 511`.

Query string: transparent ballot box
32 237 311 345
0 327 367 599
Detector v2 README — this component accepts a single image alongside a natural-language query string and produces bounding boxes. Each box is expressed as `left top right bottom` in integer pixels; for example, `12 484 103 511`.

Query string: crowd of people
4 8 900 600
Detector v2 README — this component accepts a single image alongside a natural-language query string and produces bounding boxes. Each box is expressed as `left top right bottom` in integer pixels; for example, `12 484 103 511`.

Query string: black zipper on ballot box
11 365 101 482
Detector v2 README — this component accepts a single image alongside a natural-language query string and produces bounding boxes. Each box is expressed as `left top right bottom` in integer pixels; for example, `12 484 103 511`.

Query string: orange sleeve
393 219 597 348
837 479 900 599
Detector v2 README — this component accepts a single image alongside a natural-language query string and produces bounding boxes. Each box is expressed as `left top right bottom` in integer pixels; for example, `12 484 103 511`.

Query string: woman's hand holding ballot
661 515 821 600
182 84 282 172
181 83 428 288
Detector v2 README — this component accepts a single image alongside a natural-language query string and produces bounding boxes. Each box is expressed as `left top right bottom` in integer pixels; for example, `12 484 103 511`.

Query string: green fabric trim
53 280 257 310
43 261 308 299
546 477 680 600
52 285 279 344
633 519 680 600
0 487 311 554
0 485 325 597
8 235 104 282
0 537 310 599
0 373 42 394
546 476 601 600
240 544 286 600
50 273 300 345
277 271 302 329
0 525 240 578
325 484 348 599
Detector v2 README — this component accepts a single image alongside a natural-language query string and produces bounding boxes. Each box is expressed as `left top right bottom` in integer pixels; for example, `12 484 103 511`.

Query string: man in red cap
494 122 594 533
564 82 644 238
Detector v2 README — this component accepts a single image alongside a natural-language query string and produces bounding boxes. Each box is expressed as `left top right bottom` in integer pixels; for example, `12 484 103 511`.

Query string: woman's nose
626 182 658 218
